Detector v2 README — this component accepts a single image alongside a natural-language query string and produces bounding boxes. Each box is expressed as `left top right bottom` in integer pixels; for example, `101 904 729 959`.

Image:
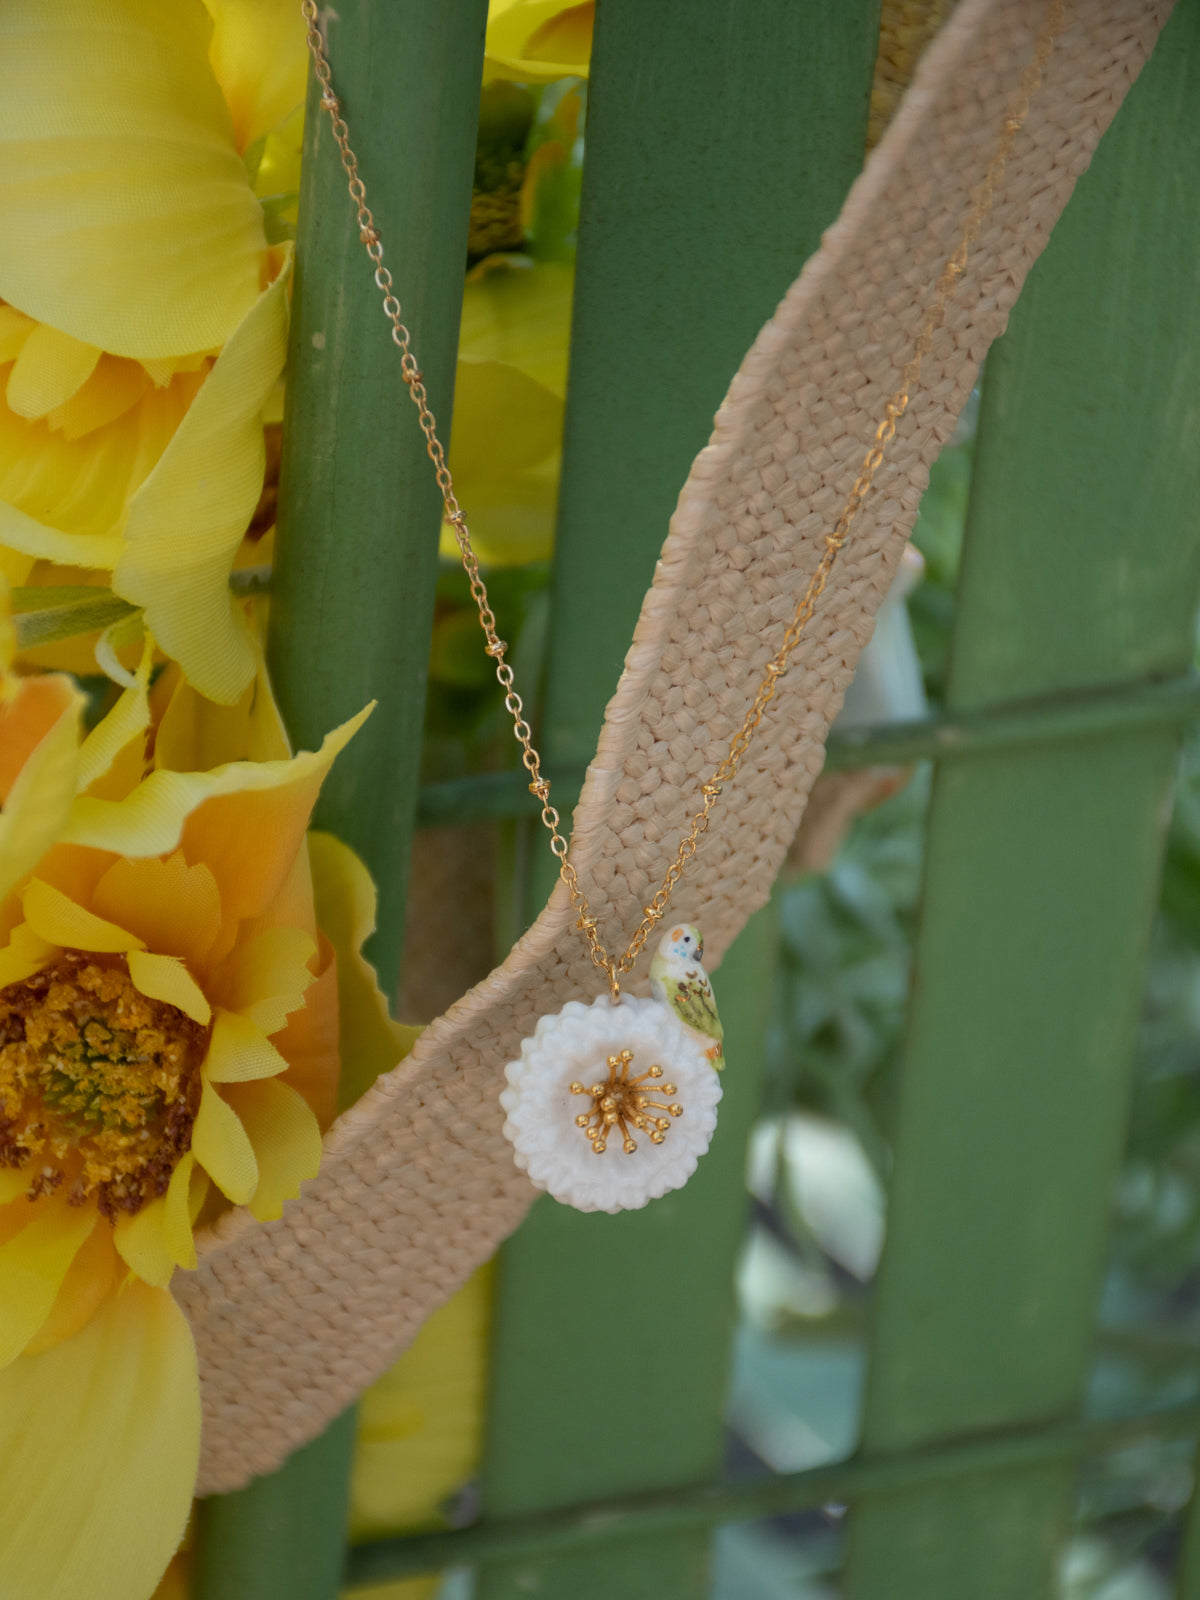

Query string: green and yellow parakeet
649 923 725 1070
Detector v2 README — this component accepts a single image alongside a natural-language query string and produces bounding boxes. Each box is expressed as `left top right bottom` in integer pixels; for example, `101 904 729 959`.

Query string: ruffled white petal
500 995 721 1214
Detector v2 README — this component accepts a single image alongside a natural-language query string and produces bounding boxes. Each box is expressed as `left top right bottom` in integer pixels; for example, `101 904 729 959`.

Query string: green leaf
259 194 299 245
10 570 271 653
11 588 138 650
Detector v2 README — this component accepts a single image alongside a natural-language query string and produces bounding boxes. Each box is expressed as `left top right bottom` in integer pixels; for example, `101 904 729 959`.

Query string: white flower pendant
500 992 722 1214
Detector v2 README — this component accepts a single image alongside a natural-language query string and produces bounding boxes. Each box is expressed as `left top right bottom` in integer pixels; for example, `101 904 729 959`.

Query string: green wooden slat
347 1395 1200 1583
846 8 1200 1599
194 1411 358 1600
193 6 487 1598
267 0 488 996
416 673 1200 825
479 6 879 1599
1178 1456 1200 1599
522 0 883 919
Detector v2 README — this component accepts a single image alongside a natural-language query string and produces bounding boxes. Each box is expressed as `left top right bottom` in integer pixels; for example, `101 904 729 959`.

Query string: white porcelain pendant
500 992 722 1215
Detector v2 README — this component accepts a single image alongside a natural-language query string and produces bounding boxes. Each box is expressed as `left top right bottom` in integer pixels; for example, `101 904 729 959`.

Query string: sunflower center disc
0 952 207 1215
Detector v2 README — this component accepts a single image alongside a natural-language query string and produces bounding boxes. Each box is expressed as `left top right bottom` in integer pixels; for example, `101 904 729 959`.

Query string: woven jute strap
180 0 1173 1492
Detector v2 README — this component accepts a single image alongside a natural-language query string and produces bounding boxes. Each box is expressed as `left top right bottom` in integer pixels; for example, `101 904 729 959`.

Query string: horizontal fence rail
416 671 1200 827
345 1396 1200 1585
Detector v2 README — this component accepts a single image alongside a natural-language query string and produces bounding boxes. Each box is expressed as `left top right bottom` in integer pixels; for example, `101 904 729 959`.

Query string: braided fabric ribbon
177 0 1174 1491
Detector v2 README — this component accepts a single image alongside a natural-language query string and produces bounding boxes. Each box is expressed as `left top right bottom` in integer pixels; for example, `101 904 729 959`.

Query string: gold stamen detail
569 1050 684 1156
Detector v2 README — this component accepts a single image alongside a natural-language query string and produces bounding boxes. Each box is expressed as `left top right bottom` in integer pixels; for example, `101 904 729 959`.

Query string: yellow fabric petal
0 673 77 802
113 1197 175 1289
441 263 573 567
308 832 419 1112
75 633 153 795
0 500 124 570
29 842 114 909
22 1215 118 1355
0 923 58 988
6 325 101 421
22 878 142 953
484 0 593 82
116 1155 205 1283
0 679 82 903
76 723 146 803
0 1171 30 1204
0 1194 96 1367
91 852 222 972
0 0 266 358
0 1278 200 1600
458 260 574 395
267 936 339 1129
351 1264 492 1538
341 1580 439 1600
64 705 369 860
0 370 200 553
450 359 563 478
0 305 34 364
127 949 212 1024
48 353 151 441
437 452 560 567
165 1152 202 1268
113 1147 202 1282
150 1557 191 1600
0 549 32 587
182 777 328 952
233 821 319 943
204 0 309 156
192 1080 257 1201
113 261 291 702
204 1007 288 1083
211 926 316 1034
518 1 593 68
154 642 291 771
225 1077 322 1221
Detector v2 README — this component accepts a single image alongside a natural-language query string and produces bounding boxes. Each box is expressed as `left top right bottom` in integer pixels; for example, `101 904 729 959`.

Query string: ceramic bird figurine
650 923 725 1070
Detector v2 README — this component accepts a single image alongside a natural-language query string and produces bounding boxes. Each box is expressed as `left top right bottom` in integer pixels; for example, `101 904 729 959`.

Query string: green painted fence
846 6 1200 1595
193 1 1200 1596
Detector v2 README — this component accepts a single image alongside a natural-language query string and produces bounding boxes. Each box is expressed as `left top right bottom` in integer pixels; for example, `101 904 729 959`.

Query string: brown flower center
0 953 208 1218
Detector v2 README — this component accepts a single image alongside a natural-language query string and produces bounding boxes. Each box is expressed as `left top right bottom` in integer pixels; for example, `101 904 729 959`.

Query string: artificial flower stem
266 0 490 998
195 4 488 1598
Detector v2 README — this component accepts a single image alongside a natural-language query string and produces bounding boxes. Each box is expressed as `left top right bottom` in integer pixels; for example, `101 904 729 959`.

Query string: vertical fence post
267 0 489 995
478 5 880 1598
845 8 1200 1599
1178 1466 1200 1600
192 4 487 1597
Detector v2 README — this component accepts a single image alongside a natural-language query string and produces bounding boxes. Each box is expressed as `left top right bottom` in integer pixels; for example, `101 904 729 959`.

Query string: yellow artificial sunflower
444 259 575 567
0 0 306 704
484 0 593 83
0 654 410 1600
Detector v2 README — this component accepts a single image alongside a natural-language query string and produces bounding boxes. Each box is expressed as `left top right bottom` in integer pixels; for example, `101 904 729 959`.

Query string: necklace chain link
299 0 1063 1000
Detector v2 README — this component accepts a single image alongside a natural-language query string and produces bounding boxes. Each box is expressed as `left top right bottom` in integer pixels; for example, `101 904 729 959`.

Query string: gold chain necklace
298 0 1064 1212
